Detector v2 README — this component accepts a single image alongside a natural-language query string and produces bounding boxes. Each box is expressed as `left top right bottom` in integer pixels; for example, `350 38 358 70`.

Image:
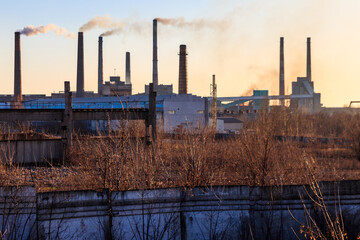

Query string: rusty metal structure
146 83 157 143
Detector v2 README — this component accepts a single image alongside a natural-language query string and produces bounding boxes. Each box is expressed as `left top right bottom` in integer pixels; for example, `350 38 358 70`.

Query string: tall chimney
306 37 311 82
279 37 285 105
152 19 158 86
98 36 103 95
178 45 188 94
126 52 131 85
76 32 84 97
14 32 22 103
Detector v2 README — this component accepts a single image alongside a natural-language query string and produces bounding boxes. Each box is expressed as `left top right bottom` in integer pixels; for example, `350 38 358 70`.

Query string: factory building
291 77 321 112
163 94 208 132
290 38 322 112
17 94 208 133
145 84 173 95
102 76 132 96
253 90 269 111
5 26 329 137
217 117 243 134
97 36 132 97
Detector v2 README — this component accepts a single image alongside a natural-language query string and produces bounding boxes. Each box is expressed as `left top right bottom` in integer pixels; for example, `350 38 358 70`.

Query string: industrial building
145 84 173 95
217 117 243 134
1 20 342 137
212 37 322 115
163 94 208 132
290 38 322 112
7 94 207 133
97 36 132 97
1 21 207 134
102 76 132 96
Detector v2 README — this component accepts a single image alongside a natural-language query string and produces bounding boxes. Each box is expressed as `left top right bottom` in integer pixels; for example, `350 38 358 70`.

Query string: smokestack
279 37 285 105
76 32 84 97
14 32 22 103
306 37 311 82
178 45 188 94
152 19 158 86
126 52 131 84
98 36 103 95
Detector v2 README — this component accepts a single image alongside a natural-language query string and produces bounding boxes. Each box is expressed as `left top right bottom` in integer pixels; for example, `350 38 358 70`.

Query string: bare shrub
0 109 359 192
232 110 308 186
292 158 350 240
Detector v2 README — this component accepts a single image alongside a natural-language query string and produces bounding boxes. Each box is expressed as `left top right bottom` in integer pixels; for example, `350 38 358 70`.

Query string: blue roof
19 94 174 110
0 93 204 110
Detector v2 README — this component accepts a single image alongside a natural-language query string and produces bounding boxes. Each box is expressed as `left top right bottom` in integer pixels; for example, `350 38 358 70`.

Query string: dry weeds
0 110 359 192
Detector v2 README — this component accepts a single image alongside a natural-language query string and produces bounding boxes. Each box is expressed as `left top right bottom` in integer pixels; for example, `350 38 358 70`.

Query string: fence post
62 81 73 162
149 83 157 143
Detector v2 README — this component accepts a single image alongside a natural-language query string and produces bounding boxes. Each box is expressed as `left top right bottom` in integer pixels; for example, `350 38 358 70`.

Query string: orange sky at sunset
0 0 359 107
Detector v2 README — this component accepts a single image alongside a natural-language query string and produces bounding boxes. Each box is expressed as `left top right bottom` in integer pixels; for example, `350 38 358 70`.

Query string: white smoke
19 24 75 38
100 28 123 37
156 17 228 30
80 15 125 36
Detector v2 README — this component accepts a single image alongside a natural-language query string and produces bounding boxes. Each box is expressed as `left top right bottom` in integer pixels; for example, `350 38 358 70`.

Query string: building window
197 110 204 114
168 110 175 114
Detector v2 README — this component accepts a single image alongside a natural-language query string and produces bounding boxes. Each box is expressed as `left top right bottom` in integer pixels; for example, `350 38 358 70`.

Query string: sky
0 0 359 107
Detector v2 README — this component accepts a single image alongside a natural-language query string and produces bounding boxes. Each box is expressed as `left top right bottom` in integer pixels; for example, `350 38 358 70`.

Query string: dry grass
0 109 359 192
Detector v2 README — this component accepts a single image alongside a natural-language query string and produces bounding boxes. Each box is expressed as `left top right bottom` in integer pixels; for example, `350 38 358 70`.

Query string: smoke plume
240 67 278 96
100 27 123 37
19 24 75 38
80 15 125 36
156 17 204 28
241 84 258 96
156 17 228 30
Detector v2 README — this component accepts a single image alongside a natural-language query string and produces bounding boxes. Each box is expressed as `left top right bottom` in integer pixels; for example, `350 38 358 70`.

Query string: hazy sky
0 0 359 107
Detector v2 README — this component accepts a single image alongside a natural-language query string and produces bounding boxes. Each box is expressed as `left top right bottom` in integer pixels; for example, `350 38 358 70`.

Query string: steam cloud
79 15 125 37
19 24 76 38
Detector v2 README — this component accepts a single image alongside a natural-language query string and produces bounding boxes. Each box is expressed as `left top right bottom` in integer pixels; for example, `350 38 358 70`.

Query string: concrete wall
0 138 62 164
163 95 207 133
37 190 110 239
0 186 37 240
1 181 360 239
